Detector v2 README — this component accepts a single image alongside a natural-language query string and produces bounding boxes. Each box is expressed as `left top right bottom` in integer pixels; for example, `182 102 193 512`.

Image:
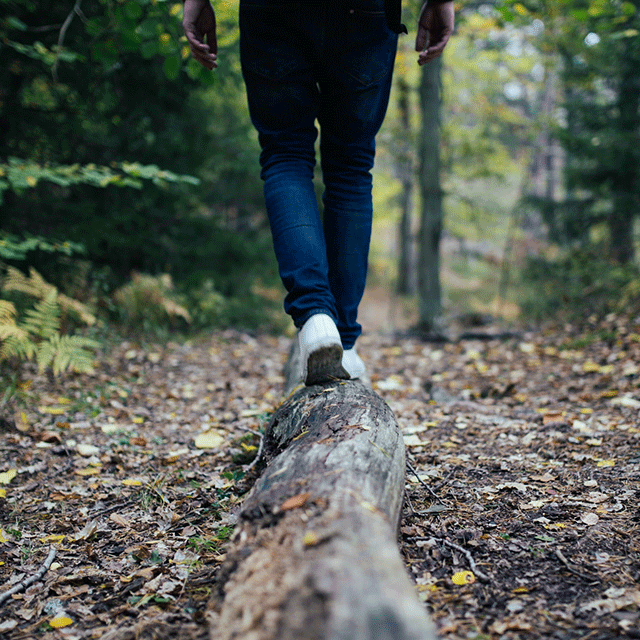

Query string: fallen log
210 380 437 640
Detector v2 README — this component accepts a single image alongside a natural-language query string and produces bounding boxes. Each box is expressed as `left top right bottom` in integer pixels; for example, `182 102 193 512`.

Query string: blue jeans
240 0 397 349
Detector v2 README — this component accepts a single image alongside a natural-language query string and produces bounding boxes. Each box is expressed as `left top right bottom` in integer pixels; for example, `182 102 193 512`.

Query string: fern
0 267 98 376
37 334 98 375
20 289 60 340
3 266 95 325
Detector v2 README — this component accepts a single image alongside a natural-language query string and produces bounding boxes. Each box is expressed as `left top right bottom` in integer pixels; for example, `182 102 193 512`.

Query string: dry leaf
280 492 310 511
581 513 599 526
194 430 225 449
0 469 17 485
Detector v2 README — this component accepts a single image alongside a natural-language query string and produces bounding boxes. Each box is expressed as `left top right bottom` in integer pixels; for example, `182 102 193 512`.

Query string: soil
1 308 639 640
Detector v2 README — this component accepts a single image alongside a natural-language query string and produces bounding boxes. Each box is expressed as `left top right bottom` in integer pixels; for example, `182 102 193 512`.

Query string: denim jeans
240 0 398 349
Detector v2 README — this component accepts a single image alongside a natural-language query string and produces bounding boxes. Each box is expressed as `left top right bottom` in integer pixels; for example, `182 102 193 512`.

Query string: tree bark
417 58 443 332
210 381 437 640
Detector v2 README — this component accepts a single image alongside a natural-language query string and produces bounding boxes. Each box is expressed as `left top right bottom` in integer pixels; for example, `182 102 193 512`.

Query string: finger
191 46 217 69
205 28 218 55
415 24 428 52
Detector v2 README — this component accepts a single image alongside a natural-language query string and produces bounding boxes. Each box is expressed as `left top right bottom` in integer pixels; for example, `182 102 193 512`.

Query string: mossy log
210 380 437 640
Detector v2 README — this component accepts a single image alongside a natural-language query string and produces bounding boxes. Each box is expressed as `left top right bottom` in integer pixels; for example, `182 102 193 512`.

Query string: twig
409 535 490 583
52 0 83 82
555 549 599 582
243 429 265 472
406 459 440 500
441 539 490 582
0 547 57 605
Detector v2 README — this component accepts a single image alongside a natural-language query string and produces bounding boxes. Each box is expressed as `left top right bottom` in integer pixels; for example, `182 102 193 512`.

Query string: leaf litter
0 313 639 639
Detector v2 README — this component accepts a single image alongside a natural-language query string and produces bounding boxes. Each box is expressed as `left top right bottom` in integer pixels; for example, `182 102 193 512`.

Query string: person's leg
239 0 348 384
318 0 398 350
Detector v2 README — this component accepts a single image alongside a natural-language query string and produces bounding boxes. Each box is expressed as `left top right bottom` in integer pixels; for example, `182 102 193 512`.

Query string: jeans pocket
240 4 305 82
337 3 397 87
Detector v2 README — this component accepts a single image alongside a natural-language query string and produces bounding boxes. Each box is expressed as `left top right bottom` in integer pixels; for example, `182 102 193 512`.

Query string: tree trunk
609 37 640 264
210 381 437 640
417 58 443 332
396 75 417 295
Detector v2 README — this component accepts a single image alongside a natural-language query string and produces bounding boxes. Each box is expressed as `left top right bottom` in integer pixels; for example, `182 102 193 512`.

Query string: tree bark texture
210 381 437 640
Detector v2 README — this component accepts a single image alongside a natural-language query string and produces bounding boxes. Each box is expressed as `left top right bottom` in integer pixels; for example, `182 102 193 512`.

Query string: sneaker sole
305 344 350 386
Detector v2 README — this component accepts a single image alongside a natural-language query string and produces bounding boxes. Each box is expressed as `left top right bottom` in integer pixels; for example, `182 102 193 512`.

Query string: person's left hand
415 1 455 66
183 0 218 69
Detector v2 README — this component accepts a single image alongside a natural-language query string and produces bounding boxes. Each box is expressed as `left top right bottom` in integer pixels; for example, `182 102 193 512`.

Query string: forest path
1 311 639 640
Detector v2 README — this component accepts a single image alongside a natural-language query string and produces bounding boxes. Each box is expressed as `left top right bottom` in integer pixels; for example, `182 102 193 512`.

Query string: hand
415 1 455 66
183 0 218 70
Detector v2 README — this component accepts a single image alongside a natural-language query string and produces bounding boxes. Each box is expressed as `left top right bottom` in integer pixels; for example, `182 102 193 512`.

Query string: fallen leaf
0 469 17 485
280 492 310 511
110 513 131 528
452 571 475 585
194 430 225 450
49 615 73 628
581 513 599 526
302 531 320 546
77 443 100 456
122 479 143 486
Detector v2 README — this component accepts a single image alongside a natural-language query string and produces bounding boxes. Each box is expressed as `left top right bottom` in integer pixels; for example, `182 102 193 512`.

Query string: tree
417 56 443 331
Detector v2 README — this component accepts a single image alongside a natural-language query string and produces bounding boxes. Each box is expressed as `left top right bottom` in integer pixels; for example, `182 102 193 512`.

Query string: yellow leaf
194 430 225 450
0 489 5 498
75 467 101 476
0 469 17 485
0 530 8 543
302 531 319 546
122 479 142 486
452 571 475 585
38 406 65 415
57 397 71 404
133 417 144 424
49 616 73 628
597 459 615 468
39 534 65 543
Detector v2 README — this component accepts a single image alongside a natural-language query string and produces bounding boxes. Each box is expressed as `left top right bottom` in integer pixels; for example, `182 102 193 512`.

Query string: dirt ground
1 306 639 639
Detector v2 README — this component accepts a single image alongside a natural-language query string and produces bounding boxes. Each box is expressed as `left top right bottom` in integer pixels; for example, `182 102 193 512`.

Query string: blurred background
1 0 639 376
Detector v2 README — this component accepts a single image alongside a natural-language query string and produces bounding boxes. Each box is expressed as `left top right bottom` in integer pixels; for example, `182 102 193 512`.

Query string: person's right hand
183 0 218 70
415 1 455 66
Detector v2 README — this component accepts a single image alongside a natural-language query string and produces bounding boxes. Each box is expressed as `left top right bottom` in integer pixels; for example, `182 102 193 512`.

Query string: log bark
209 381 437 640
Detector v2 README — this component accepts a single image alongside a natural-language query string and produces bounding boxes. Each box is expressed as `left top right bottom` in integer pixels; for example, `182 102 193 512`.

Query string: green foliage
0 267 98 375
112 272 192 332
0 158 199 205
520 246 640 322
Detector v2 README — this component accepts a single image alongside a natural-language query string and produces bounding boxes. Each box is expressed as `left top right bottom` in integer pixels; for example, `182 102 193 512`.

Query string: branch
0 547 57 605
52 0 83 83
409 535 491 583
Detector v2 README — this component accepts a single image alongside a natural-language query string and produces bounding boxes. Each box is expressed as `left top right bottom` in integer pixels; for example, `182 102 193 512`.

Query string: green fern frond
0 333 37 362
20 289 60 340
0 300 17 324
3 266 54 299
37 334 98 374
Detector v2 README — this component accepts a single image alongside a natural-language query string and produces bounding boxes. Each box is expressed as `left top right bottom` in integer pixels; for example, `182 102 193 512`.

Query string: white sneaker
299 314 349 386
342 347 367 379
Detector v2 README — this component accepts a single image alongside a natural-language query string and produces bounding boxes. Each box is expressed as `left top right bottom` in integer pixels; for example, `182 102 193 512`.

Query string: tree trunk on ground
210 381 437 640
417 58 443 332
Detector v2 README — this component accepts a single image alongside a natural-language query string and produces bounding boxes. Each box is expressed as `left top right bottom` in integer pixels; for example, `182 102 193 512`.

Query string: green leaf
124 1 143 19
163 54 181 80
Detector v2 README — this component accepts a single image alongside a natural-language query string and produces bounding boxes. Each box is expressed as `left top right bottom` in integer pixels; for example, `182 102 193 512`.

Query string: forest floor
1 306 640 640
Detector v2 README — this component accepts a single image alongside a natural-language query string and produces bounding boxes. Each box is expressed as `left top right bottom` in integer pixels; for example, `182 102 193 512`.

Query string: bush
520 246 640 322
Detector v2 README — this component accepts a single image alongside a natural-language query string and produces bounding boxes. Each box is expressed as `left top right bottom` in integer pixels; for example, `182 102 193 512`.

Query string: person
183 0 454 389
